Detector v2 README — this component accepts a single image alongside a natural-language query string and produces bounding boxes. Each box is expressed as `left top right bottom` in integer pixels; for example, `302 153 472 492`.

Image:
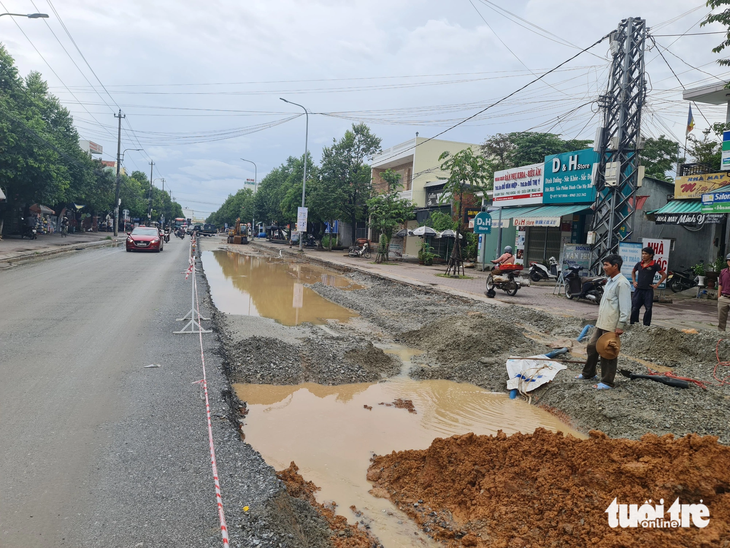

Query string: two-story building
370 136 480 256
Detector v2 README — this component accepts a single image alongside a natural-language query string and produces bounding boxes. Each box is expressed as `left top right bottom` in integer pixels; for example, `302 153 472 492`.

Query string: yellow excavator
227 218 249 244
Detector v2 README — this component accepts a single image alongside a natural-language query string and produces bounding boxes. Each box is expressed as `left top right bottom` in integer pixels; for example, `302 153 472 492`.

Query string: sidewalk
0 231 122 269
250 239 719 332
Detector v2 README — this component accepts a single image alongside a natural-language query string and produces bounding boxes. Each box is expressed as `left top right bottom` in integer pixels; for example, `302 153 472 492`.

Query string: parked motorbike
529 256 558 282
303 234 316 247
564 265 605 304
20 218 37 240
485 263 523 296
348 240 371 259
666 268 698 293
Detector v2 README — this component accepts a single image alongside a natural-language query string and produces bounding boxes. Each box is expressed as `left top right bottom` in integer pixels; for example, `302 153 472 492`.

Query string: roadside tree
438 148 490 276
366 169 414 262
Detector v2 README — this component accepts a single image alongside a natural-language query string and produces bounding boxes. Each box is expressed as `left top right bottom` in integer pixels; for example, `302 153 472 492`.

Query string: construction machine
227 218 249 244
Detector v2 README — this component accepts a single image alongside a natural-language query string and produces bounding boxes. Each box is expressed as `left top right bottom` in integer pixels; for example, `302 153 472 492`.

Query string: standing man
576 254 632 390
717 253 730 331
630 247 667 326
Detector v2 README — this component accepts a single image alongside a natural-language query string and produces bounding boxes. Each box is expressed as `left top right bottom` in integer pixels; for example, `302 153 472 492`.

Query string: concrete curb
0 238 121 269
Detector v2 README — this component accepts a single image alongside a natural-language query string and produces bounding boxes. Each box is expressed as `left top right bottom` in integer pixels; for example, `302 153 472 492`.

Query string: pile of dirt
621 326 730 368
343 342 401 376
277 462 382 548
367 428 730 547
400 314 547 367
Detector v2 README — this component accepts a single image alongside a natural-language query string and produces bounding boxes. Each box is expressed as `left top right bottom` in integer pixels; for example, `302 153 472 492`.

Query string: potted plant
692 262 706 287
418 242 436 266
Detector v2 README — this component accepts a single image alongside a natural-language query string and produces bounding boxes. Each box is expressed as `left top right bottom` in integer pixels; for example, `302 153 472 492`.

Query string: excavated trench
202 241 730 547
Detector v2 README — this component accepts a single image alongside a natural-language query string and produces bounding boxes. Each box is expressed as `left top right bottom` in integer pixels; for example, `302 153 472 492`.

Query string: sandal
593 382 613 390
575 374 598 380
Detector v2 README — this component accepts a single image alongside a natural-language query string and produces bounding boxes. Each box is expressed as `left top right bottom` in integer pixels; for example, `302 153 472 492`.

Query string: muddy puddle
234 376 584 547
202 250 361 325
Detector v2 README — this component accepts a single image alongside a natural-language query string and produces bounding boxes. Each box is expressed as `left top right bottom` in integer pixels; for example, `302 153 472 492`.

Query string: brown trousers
581 327 618 387
718 295 730 331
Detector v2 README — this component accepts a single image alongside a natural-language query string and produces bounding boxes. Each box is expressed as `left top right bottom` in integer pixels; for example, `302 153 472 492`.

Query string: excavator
227 218 249 245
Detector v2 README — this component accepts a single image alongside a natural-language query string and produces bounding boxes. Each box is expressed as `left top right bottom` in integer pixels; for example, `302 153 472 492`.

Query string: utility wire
373 32 611 165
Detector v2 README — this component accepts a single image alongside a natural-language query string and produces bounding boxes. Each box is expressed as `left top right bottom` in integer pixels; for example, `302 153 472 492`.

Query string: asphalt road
0 237 243 547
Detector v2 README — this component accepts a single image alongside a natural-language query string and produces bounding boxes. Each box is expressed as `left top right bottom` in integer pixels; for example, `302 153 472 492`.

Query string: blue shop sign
543 148 598 204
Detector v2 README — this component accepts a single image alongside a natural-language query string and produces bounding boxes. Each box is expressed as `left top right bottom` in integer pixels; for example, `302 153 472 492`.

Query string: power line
372 32 611 165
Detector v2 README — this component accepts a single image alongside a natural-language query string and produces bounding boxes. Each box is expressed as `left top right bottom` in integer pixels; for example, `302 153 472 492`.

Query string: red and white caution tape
189 247 229 546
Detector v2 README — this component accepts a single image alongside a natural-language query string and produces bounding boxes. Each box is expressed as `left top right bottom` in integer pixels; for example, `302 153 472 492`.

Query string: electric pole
590 17 647 272
148 160 154 224
113 110 125 237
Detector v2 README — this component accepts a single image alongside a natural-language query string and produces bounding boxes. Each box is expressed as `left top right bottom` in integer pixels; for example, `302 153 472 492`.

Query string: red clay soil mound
367 428 730 548
277 462 382 548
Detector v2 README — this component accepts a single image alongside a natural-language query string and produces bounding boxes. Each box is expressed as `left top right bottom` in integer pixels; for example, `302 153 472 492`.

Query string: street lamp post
280 98 309 252
0 12 49 18
240 158 257 236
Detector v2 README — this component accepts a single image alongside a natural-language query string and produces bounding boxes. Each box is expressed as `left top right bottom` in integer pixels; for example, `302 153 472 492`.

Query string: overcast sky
1 0 728 216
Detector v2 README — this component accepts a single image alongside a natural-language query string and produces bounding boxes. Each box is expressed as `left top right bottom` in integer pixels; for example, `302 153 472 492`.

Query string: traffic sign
473 211 492 234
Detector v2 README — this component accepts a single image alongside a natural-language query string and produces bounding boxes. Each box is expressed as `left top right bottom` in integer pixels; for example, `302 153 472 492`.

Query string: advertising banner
493 163 543 206
560 243 592 274
674 173 730 199
515 230 526 265
543 148 599 204
642 238 670 289
701 188 730 213
618 242 642 292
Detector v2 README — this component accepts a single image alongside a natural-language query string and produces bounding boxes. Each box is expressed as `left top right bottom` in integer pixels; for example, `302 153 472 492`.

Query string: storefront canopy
648 199 724 225
29 203 55 215
512 204 591 227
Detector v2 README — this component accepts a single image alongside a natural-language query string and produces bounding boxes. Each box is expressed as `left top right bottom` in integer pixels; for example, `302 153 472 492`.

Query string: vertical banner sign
723 130 730 171
297 207 308 233
515 230 526 265
618 242 643 292
642 238 670 289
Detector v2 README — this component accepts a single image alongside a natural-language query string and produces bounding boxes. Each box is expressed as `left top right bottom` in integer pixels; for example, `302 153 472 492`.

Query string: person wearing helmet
717 253 730 331
491 245 515 274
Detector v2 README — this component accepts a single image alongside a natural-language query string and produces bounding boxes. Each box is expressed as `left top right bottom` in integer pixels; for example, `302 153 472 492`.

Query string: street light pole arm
280 98 309 252
0 12 49 18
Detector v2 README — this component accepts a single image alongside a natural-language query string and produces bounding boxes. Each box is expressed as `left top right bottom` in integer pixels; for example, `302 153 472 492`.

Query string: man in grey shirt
576 254 632 389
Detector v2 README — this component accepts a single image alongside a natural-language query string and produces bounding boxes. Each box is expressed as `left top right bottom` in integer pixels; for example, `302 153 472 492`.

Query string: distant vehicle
201 223 217 236
126 226 164 252
173 217 186 229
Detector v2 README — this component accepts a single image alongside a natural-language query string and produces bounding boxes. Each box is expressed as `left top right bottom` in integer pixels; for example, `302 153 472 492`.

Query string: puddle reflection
234 379 584 547
203 250 360 325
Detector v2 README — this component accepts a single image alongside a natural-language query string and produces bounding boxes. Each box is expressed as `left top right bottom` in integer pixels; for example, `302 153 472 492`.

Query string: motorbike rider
491 246 515 275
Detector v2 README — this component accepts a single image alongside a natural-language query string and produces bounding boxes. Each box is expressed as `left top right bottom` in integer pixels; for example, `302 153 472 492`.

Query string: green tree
438 148 490 276
366 169 414 261
639 135 683 182
319 123 381 242
703 2 730 66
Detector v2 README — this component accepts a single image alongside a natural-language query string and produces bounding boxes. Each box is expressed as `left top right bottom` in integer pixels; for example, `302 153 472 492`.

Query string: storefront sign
701 189 730 213
493 163 543 206
513 216 561 227
543 148 598 204
654 212 724 225
473 211 492 234
675 173 730 199
642 238 670 289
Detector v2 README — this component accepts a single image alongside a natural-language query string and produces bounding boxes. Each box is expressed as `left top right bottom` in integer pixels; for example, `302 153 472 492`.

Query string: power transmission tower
590 17 647 272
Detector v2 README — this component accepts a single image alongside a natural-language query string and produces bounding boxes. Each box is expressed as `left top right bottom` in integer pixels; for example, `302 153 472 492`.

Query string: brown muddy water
202 250 361 325
234 375 583 546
